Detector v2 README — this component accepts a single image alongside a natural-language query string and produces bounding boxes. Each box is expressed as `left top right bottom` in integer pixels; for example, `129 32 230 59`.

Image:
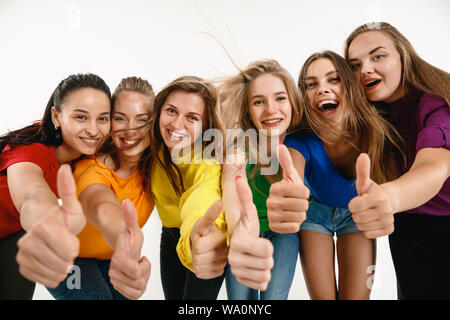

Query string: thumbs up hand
17 164 85 288
348 153 395 239
190 200 228 279
228 175 274 291
266 144 309 233
109 199 151 300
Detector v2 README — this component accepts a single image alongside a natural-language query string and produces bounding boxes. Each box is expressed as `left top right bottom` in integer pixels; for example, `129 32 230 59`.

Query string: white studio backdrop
0 0 449 300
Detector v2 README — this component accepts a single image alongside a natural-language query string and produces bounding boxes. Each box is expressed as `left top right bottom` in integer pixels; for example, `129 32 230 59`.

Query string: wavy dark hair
0 73 111 153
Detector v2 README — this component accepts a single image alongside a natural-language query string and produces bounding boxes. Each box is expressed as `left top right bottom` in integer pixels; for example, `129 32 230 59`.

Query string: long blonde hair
298 51 403 184
219 59 304 164
344 22 450 105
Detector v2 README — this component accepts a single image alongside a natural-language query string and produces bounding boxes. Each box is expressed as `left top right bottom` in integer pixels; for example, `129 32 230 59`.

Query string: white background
1 0 449 300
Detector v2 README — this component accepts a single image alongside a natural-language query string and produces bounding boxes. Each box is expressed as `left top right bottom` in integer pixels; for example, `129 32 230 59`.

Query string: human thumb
57 164 85 234
194 200 223 237
355 153 373 195
278 143 303 185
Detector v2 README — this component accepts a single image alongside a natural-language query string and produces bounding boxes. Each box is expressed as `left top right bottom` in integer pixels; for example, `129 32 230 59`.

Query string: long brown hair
144 76 223 197
298 51 403 183
344 22 450 105
99 76 155 189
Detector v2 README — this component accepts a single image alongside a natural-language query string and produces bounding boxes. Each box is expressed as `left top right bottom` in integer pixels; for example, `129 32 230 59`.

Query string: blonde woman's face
159 90 206 153
247 74 292 140
347 31 405 103
112 90 152 158
304 58 347 128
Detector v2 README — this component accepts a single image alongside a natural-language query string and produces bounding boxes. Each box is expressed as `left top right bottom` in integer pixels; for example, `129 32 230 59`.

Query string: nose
265 99 277 115
169 115 184 130
360 60 375 76
317 82 330 95
85 120 99 137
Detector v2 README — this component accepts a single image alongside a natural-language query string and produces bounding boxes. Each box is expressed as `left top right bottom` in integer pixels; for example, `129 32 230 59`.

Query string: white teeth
318 100 338 107
123 139 138 145
170 131 188 138
263 119 282 124
81 138 97 144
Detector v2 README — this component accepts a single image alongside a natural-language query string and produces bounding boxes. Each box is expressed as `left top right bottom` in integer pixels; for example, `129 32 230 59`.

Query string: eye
99 116 110 122
350 63 360 71
75 115 87 120
166 108 177 115
373 54 385 61
253 99 263 106
305 82 316 89
113 116 125 122
187 115 200 122
276 96 287 102
329 77 341 83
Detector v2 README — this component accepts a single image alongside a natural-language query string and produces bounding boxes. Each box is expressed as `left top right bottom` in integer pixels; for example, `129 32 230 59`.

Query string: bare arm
382 147 450 213
7 162 66 231
222 160 247 237
78 184 126 249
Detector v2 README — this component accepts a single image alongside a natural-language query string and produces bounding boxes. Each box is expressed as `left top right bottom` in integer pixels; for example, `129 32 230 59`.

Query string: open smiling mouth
365 79 381 88
317 100 339 114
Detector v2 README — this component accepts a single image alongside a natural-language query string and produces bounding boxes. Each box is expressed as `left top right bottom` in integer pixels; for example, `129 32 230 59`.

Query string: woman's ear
51 106 60 128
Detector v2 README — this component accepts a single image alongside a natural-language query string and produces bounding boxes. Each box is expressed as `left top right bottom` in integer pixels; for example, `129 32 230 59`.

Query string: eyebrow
167 104 202 117
251 91 287 99
113 111 150 117
305 70 338 80
349 46 387 62
72 109 110 115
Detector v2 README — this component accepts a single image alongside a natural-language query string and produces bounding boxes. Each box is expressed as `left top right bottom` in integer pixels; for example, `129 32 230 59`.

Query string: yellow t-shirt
73 157 154 260
151 149 229 271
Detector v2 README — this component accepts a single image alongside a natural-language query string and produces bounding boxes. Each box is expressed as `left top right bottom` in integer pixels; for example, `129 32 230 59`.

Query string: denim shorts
301 197 360 237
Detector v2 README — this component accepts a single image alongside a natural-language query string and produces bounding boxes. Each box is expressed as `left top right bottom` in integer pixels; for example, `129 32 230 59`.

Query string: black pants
160 227 224 300
389 212 450 300
0 230 35 300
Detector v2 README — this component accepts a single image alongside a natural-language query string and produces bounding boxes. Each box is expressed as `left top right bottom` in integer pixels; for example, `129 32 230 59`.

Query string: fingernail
278 141 283 145
235 175 241 180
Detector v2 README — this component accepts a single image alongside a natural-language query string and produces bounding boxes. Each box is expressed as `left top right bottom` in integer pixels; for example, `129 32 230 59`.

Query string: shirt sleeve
284 133 311 164
73 158 112 197
0 143 52 173
416 94 450 152
176 162 229 272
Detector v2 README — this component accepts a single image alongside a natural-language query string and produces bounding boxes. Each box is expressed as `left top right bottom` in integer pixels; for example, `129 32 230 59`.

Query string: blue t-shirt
284 131 357 209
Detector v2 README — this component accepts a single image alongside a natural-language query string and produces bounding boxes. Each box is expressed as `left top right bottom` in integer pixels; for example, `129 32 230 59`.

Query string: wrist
380 182 400 214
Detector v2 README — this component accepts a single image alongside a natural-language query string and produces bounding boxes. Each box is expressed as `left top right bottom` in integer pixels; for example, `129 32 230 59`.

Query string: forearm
19 188 62 231
382 161 449 213
222 180 242 237
86 201 125 249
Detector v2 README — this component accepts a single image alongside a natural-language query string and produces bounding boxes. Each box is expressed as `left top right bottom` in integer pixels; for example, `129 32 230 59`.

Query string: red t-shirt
0 143 59 239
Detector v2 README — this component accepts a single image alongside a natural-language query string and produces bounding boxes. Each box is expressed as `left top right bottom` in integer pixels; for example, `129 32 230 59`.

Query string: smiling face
247 73 292 140
304 58 347 128
347 30 406 103
112 90 152 159
52 87 111 157
159 90 206 153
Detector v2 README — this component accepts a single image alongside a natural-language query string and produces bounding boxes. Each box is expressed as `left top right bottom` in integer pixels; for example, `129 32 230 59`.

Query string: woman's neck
55 144 82 165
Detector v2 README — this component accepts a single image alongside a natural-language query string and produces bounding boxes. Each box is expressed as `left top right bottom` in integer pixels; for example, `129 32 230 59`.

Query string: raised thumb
122 199 140 235
278 143 303 185
194 200 223 236
57 164 85 233
355 153 372 195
